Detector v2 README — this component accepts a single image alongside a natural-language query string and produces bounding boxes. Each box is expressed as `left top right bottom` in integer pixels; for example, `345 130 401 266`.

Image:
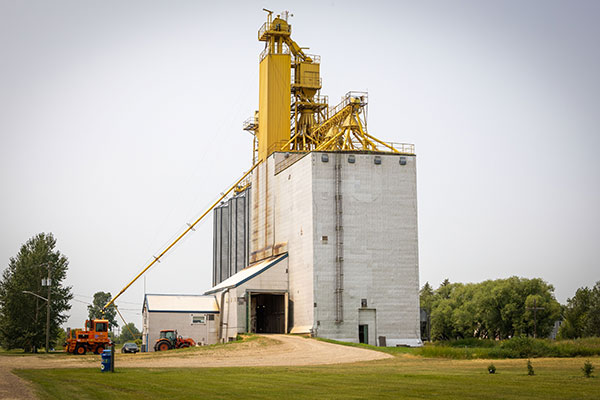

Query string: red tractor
154 329 196 351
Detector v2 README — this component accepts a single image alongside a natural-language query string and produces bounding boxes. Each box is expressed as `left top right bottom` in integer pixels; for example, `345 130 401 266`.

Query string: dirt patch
117 334 391 368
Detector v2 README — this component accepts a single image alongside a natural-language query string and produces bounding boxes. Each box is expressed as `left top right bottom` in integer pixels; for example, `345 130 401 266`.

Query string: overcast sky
1 0 599 330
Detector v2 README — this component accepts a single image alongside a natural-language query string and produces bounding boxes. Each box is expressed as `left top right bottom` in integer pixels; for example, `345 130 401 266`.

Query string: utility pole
46 264 51 352
22 262 51 353
527 299 545 339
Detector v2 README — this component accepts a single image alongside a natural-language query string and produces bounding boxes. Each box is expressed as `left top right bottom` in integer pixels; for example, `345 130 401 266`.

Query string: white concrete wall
142 310 219 351
250 158 276 260
310 153 421 346
272 153 315 333
248 151 421 346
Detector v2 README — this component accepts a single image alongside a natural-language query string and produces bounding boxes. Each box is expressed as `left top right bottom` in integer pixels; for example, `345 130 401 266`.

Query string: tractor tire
75 345 86 355
95 345 105 354
156 341 171 352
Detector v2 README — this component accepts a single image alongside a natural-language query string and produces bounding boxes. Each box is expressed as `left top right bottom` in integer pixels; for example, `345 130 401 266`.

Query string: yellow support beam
102 161 261 312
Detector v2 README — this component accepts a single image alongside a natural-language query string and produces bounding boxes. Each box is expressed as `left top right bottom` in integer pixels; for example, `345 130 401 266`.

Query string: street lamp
22 263 52 353
22 290 48 302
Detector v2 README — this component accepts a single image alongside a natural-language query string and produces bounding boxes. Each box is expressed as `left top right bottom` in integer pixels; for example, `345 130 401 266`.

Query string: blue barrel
101 349 111 372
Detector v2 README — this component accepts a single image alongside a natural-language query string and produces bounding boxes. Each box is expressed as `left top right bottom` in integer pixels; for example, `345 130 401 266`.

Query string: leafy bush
527 359 535 375
500 337 551 358
582 360 594 378
419 337 600 359
437 338 496 348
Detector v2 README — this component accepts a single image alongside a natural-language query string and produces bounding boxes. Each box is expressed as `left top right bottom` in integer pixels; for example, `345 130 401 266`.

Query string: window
192 315 206 324
95 322 107 332
207 314 215 321
165 331 176 340
361 299 368 308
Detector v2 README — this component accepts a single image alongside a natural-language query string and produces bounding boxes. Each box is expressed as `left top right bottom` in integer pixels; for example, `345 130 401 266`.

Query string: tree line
421 277 600 341
420 277 561 340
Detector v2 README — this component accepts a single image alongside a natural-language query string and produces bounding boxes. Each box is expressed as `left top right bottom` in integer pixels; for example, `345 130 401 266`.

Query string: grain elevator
209 11 421 347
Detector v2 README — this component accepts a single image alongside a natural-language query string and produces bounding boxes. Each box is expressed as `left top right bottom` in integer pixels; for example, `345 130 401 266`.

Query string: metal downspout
335 153 344 323
218 287 233 342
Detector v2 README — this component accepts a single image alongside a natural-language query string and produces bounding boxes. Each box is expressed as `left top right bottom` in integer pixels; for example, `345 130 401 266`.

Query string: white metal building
142 294 220 351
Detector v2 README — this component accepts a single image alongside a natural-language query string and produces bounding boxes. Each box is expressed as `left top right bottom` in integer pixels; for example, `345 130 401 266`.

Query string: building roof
143 294 219 313
205 253 288 294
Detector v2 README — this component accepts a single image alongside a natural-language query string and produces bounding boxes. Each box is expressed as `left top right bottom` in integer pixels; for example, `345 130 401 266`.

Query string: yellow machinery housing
250 10 415 161
258 52 290 161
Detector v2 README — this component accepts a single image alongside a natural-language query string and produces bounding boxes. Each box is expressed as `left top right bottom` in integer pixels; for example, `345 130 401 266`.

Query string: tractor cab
86 319 108 333
159 329 178 345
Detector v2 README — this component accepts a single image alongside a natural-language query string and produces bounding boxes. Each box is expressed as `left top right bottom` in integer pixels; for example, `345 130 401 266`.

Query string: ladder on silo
334 154 344 323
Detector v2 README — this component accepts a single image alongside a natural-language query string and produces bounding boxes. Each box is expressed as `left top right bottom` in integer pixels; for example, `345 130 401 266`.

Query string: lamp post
44 265 51 353
22 263 52 353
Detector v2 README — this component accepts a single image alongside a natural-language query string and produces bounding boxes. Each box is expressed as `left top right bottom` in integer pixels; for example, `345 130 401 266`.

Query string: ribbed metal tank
212 187 250 286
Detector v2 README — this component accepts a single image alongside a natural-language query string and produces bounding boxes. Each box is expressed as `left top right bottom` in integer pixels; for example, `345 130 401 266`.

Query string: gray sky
1 0 599 330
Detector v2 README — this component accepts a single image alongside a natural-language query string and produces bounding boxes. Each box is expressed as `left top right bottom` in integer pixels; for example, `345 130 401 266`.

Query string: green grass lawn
15 356 600 399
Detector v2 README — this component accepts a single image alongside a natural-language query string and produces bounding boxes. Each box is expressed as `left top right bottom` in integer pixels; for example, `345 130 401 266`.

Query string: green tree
119 322 141 343
430 298 455 340
583 282 600 337
420 282 434 314
420 282 435 340
559 281 600 339
438 278 452 299
87 291 118 330
0 233 73 352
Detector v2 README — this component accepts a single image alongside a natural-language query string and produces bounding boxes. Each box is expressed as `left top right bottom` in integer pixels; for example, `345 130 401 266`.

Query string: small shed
142 294 220 351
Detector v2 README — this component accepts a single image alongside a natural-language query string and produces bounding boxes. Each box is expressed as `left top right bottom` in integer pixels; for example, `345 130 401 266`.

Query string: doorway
250 293 285 333
359 325 369 344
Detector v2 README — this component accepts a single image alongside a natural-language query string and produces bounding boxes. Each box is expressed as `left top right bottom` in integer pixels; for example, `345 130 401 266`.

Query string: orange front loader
65 319 111 355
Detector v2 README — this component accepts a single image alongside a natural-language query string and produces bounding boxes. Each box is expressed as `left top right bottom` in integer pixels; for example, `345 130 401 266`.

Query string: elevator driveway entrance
249 292 287 334
205 253 289 341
